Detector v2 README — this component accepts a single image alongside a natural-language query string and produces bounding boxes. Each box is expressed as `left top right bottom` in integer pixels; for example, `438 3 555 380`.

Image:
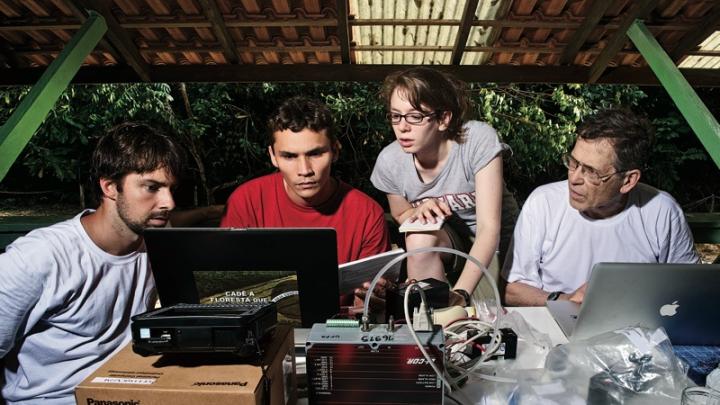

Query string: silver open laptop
547 263 720 345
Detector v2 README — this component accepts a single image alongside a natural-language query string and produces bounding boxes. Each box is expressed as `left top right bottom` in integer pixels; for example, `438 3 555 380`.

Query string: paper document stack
338 248 405 295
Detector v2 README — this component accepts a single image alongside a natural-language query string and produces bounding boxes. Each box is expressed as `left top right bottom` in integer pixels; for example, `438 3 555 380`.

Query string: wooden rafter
196 0 241 64
0 12 107 181
24 44 710 58
628 20 720 169
451 0 479 65
2 65 719 87
0 53 12 69
16 44 716 59
72 0 151 82
670 4 720 62
336 0 351 64
63 1 122 69
559 1 613 65
0 18 714 33
0 42 23 68
588 0 660 83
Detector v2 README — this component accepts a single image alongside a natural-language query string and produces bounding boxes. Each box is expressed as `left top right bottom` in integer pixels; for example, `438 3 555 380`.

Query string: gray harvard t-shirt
371 120 508 234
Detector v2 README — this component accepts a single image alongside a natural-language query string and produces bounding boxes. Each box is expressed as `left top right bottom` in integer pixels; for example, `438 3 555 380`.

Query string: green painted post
627 20 720 169
0 12 107 182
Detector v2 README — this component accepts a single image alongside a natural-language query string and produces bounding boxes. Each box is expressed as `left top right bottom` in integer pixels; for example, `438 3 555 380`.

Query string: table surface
507 306 568 346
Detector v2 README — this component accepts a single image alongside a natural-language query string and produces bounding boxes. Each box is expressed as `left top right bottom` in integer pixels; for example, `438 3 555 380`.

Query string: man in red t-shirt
221 97 391 308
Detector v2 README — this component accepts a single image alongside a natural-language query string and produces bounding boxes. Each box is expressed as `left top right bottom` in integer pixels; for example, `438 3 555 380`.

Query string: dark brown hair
267 96 336 145
381 67 470 142
91 122 184 201
577 108 655 171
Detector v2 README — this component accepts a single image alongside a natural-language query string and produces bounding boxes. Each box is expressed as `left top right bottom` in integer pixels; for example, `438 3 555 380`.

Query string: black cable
254 336 271 405
445 393 468 405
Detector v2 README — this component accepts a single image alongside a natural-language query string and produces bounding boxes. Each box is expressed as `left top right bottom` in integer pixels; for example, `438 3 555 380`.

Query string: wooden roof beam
588 0 660 83
1 18 715 32
63 2 124 69
559 1 613 65
451 0 479 65
0 42 24 68
196 0 241 64
63 1 123 66
670 4 720 63
0 53 12 69
5 65 719 86
336 0 351 64
72 0 151 82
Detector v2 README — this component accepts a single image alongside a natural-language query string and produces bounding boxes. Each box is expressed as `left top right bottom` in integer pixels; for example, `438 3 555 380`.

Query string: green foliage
322 82 388 196
644 113 709 201
0 81 716 210
0 84 177 185
470 83 650 195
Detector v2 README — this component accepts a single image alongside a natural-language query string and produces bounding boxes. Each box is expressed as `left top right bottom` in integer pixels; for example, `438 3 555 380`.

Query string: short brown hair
267 96 336 145
91 122 184 202
381 67 470 142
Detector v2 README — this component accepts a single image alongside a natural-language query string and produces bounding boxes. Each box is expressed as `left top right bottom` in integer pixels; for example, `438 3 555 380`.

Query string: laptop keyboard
673 345 720 385
171 303 267 315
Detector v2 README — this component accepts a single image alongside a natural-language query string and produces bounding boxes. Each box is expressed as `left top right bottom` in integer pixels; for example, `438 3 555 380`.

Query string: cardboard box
75 325 295 405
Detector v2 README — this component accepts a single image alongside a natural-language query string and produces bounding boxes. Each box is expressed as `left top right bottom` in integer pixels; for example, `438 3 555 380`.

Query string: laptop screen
144 227 339 327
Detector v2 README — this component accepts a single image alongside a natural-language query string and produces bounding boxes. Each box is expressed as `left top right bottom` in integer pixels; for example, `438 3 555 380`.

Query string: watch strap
547 291 563 301
453 289 472 305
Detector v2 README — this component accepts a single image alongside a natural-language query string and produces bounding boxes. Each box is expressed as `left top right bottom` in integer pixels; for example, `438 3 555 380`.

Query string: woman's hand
407 198 452 225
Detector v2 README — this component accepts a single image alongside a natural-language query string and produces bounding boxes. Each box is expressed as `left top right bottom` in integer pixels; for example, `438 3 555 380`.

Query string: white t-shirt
503 181 699 293
0 210 156 404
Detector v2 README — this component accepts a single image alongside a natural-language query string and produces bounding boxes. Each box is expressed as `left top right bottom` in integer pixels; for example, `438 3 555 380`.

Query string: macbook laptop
144 227 339 328
546 263 720 345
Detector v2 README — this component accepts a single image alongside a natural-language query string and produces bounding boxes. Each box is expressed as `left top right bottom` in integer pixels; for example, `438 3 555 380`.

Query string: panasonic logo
86 399 140 405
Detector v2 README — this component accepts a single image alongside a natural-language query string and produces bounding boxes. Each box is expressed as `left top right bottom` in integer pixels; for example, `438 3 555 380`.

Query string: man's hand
407 198 451 225
562 283 587 304
349 277 395 315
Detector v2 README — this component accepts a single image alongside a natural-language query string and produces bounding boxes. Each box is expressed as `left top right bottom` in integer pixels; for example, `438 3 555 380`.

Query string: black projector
130 302 277 357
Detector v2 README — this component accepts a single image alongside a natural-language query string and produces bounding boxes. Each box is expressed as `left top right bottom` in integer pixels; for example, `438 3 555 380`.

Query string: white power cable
361 247 504 329
361 247 506 391
403 283 454 391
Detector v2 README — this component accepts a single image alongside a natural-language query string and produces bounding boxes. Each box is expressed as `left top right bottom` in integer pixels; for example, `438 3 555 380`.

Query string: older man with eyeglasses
502 108 699 307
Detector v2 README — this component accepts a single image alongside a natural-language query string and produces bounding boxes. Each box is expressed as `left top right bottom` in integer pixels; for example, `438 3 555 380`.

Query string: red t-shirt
220 172 390 264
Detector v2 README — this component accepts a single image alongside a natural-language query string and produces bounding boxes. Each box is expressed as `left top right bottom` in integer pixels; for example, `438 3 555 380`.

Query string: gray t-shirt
0 211 156 404
371 120 507 234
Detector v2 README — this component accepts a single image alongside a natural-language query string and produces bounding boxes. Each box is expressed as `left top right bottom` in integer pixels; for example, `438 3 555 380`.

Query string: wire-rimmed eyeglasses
562 153 625 185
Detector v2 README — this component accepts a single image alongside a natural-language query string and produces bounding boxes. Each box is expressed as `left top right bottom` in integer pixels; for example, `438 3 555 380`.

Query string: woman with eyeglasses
370 67 513 306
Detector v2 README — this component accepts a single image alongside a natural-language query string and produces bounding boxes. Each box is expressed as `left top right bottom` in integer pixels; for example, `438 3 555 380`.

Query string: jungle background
0 81 718 216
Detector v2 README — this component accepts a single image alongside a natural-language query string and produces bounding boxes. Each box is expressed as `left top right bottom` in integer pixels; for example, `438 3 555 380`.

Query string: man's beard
116 194 169 235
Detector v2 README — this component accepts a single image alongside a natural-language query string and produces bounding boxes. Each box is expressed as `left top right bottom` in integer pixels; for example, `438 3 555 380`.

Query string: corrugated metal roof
350 0 465 65
679 30 720 69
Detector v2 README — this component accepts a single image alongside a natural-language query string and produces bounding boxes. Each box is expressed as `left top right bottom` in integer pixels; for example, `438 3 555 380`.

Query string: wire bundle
361 247 507 393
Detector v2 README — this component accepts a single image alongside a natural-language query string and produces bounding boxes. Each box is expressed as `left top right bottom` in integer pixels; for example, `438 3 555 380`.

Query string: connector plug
412 302 433 331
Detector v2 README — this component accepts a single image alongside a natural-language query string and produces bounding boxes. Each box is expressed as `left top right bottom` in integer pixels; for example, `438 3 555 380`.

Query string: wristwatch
546 291 563 301
453 289 472 306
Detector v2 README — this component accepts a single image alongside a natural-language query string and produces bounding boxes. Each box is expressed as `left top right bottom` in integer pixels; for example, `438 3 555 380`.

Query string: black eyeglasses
387 111 440 125
562 153 625 185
